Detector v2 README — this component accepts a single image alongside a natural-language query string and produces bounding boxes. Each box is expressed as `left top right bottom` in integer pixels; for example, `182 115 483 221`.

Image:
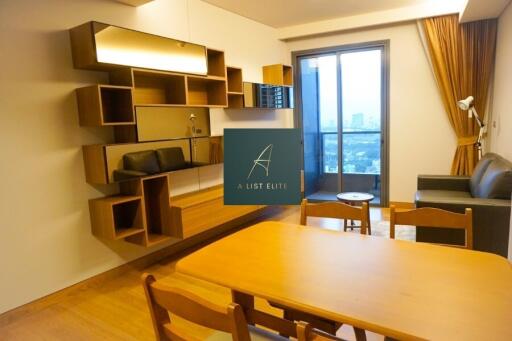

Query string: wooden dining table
176 221 512 340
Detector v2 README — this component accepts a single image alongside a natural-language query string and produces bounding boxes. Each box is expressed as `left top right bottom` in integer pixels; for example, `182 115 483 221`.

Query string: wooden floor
0 206 413 341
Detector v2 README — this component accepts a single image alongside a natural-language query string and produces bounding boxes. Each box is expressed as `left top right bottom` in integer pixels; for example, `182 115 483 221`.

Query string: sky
312 49 382 132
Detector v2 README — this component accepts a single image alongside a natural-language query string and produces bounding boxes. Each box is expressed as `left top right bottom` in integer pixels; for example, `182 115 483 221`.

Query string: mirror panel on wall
243 82 294 109
93 22 208 74
70 21 208 74
136 107 210 142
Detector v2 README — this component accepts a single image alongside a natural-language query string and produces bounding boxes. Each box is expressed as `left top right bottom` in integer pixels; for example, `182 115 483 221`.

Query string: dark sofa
415 153 512 257
113 147 206 181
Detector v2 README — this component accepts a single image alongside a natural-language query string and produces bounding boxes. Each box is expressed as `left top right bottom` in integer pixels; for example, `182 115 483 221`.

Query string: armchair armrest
417 175 471 192
113 169 148 181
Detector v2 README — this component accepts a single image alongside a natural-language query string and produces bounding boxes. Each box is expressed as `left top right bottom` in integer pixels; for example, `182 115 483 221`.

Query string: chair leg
354 327 367 341
367 204 372 235
282 309 340 335
344 218 348 232
279 310 294 337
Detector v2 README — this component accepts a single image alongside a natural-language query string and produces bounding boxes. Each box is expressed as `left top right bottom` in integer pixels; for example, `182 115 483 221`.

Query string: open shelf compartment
76 85 135 126
263 64 293 86
132 69 187 105
100 86 135 124
89 195 145 240
187 76 227 107
207 48 226 78
227 66 243 93
228 93 244 109
124 174 177 246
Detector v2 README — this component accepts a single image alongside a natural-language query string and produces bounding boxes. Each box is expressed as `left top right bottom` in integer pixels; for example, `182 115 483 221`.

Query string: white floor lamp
457 96 485 159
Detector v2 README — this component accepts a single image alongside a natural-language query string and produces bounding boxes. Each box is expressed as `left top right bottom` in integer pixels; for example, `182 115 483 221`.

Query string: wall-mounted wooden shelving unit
70 21 275 248
263 64 293 86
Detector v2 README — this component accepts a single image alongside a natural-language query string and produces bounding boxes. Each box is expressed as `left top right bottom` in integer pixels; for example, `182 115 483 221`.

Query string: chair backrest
141 273 251 341
296 321 347 341
389 206 473 249
300 199 369 234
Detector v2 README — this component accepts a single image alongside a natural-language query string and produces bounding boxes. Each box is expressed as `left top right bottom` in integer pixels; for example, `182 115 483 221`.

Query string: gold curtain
422 15 497 175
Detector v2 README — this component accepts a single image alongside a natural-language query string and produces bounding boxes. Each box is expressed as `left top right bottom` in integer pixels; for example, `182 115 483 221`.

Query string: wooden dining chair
142 273 287 341
300 199 370 235
296 321 348 341
389 206 473 249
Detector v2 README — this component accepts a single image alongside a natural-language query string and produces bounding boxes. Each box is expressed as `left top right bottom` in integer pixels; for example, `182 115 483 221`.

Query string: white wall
490 2 512 161
488 2 512 260
0 0 291 313
286 22 455 202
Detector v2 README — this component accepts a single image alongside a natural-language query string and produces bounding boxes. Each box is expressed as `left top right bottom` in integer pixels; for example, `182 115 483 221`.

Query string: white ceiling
200 0 449 28
460 0 510 23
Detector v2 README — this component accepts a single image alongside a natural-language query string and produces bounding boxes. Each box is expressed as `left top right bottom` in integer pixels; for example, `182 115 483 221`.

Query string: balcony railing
320 131 381 175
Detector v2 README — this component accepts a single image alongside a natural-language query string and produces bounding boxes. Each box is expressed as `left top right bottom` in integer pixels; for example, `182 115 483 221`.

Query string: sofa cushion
416 189 472 202
123 150 160 174
469 153 495 197
156 147 187 172
477 158 512 199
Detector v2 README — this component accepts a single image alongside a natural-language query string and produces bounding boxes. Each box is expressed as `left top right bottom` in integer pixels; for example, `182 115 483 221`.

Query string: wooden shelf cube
89 195 145 240
187 76 227 106
207 48 226 78
132 69 187 105
227 93 244 109
263 64 293 86
76 85 135 126
227 66 243 93
120 174 178 247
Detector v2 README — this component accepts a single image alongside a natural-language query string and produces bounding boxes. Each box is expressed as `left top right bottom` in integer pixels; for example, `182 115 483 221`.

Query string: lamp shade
457 96 474 111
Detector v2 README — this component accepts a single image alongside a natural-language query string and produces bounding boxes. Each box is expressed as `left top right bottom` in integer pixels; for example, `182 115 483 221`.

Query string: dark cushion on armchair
156 147 188 172
123 150 160 174
469 153 494 197
477 158 512 199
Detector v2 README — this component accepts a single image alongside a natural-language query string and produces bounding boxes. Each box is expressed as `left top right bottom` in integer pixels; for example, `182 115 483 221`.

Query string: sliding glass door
295 42 389 206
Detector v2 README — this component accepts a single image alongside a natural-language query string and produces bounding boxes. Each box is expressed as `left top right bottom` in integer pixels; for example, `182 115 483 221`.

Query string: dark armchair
415 153 512 257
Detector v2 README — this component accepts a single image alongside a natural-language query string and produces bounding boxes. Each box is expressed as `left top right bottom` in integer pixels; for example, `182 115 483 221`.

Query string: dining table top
176 221 512 340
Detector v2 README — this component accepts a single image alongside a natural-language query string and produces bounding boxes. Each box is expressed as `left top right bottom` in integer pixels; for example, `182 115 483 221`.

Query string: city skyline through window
318 49 382 175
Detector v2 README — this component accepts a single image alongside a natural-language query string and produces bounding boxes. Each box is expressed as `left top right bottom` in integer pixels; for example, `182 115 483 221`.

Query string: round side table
336 192 374 235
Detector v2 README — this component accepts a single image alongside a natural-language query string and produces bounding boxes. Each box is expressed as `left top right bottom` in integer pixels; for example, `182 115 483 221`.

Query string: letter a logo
247 144 273 179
